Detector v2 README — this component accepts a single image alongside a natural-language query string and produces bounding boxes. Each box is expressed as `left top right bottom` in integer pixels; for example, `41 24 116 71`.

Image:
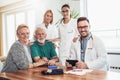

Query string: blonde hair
17 24 29 34
43 9 53 24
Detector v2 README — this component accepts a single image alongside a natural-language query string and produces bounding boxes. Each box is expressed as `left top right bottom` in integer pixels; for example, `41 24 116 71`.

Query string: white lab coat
39 23 59 40
69 35 108 70
58 19 79 65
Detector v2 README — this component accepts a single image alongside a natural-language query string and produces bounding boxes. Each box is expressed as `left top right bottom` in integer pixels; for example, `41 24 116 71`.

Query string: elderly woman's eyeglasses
18 32 29 35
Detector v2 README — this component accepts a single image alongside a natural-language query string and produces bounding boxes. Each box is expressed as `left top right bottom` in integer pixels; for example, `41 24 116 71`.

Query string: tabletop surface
0 67 120 80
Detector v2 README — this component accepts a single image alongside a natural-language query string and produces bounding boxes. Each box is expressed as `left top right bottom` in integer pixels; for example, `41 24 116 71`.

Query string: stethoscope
80 33 94 62
87 34 94 50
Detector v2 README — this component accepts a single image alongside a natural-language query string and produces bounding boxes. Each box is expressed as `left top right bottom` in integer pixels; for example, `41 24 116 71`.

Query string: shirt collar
79 32 92 41
35 40 47 46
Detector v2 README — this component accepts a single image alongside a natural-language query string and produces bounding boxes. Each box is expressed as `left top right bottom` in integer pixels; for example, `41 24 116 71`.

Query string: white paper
65 69 93 75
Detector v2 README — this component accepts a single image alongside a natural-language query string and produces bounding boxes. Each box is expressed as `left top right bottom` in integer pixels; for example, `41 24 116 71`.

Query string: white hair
33 27 47 41
34 27 47 35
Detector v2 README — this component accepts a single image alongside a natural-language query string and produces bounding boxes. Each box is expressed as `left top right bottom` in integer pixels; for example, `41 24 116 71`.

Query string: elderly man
30 27 59 65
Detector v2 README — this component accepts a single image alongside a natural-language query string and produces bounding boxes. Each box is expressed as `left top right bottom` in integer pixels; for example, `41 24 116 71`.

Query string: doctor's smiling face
61 4 71 19
44 10 53 24
77 17 90 39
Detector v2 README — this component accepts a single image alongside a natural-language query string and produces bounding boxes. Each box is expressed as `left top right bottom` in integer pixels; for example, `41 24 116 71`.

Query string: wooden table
0 67 120 80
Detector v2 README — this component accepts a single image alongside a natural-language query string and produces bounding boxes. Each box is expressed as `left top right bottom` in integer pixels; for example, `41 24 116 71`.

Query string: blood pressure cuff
41 69 64 75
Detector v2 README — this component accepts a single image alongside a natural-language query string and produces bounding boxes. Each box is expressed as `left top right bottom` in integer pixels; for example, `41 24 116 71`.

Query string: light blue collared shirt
79 33 92 62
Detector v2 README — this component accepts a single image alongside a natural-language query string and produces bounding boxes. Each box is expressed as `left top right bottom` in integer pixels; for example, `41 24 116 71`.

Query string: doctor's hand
73 35 80 42
75 61 88 69
65 62 72 68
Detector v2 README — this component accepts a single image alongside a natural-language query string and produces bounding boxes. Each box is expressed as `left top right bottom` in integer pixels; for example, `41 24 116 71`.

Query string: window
6 14 16 52
87 0 120 51
1 2 36 56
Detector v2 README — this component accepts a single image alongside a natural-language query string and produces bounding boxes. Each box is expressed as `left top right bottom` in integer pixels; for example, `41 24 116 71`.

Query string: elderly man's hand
48 60 56 65
42 57 49 62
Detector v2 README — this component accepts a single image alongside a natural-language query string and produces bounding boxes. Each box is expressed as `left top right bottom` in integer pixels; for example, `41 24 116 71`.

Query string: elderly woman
1 24 45 72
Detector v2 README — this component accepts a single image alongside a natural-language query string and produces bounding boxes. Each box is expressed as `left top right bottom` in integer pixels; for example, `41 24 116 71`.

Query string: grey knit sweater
1 41 30 72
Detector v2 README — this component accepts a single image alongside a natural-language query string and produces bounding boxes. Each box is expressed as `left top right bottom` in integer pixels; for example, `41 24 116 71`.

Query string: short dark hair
77 17 89 24
61 4 70 9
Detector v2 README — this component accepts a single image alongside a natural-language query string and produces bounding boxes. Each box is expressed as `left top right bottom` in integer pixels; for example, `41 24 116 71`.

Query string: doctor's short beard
37 39 45 44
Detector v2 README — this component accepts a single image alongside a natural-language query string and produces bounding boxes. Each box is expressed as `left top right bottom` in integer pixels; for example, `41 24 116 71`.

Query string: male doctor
66 17 108 70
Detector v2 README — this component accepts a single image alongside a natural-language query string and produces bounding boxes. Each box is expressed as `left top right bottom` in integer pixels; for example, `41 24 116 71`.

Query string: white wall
108 53 120 72
0 0 23 7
